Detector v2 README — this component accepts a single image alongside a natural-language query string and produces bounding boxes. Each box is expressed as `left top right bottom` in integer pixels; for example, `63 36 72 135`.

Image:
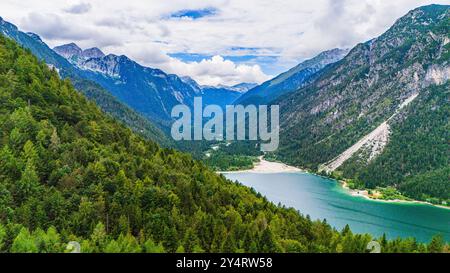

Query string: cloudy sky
0 0 448 85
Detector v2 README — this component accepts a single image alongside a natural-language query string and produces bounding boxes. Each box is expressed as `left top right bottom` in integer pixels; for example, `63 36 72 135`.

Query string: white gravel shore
220 156 303 174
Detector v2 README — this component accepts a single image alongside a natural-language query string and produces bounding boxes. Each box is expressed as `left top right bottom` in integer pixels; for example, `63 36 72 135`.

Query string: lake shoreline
339 180 450 210
220 157 450 211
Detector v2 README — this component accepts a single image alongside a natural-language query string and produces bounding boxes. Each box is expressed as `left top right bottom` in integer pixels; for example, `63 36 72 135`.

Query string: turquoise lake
224 172 450 243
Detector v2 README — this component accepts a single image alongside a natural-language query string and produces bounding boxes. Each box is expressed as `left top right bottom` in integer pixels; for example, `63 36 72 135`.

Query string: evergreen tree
222 233 237 253
143 238 165 253
162 226 178 253
183 228 200 253
428 235 444 253
260 228 281 253
11 228 38 253
17 160 40 201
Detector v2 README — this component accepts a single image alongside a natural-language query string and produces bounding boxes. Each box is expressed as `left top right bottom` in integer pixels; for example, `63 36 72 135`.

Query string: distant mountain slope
235 48 349 105
274 5 449 202
0 17 171 146
54 43 200 125
228 82 258 92
181 77 255 109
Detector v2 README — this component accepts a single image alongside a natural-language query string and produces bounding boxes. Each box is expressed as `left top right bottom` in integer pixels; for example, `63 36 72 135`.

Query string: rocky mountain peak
81 47 105 59
320 48 349 58
54 43 109 64
53 43 83 59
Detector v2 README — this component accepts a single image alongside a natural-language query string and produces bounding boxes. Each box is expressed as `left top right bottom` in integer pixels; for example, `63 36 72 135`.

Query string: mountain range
53 43 199 125
236 48 350 105
53 43 256 125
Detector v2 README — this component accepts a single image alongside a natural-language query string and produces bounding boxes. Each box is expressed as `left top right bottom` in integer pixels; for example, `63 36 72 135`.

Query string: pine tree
11 228 38 253
0 224 6 251
260 228 280 253
90 223 107 253
49 128 60 152
116 233 141 253
222 233 237 253
162 226 178 253
104 240 121 253
0 146 20 179
22 140 38 165
428 235 444 253
144 238 165 253
17 160 40 201
183 228 200 253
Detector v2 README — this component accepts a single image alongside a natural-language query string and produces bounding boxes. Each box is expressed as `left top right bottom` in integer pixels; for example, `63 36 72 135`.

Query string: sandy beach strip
220 156 304 174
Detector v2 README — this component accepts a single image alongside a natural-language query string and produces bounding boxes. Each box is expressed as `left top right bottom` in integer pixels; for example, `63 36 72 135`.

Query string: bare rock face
81 54 122 78
426 65 450 85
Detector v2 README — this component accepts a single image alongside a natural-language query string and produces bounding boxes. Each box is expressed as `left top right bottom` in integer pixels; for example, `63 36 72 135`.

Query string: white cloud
0 0 449 85
64 2 92 14
22 12 95 41
164 55 270 86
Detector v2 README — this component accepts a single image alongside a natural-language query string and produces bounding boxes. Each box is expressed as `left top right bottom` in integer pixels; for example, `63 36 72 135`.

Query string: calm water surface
224 172 450 242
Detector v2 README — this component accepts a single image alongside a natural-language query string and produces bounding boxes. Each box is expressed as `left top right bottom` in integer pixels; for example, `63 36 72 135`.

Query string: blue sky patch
170 8 217 19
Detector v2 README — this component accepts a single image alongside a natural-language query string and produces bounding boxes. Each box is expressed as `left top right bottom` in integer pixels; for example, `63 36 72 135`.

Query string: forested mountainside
0 17 171 147
235 48 349 106
70 78 172 147
2 34 447 253
273 5 449 203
